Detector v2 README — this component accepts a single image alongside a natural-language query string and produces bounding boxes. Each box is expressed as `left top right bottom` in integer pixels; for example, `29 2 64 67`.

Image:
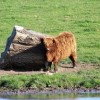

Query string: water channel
0 92 100 100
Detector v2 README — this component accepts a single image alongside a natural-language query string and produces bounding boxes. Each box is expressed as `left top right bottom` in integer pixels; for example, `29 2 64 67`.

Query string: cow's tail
71 33 77 60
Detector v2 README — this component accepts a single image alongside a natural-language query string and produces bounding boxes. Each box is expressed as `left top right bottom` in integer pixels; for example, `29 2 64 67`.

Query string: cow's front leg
48 62 52 72
53 61 58 73
45 61 52 72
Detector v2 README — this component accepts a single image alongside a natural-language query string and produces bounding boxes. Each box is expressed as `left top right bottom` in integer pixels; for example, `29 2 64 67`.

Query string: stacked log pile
0 26 49 71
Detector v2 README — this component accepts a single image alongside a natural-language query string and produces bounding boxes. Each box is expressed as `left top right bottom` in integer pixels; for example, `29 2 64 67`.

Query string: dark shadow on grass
0 42 47 72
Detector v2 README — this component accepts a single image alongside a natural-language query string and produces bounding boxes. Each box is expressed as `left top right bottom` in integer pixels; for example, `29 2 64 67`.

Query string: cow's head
43 38 56 62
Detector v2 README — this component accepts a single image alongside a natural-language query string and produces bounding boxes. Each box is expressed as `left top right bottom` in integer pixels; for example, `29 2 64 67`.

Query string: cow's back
54 32 76 60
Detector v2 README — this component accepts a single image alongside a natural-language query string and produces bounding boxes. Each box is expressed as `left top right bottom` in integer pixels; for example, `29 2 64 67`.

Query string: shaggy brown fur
43 32 77 72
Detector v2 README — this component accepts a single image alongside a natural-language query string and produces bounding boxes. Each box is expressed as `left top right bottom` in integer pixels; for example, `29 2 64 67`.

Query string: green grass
0 0 100 63
0 69 100 90
0 0 100 90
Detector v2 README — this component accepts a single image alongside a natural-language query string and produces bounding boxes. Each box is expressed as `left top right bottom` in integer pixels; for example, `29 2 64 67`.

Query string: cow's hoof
74 66 77 68
46 71 53 75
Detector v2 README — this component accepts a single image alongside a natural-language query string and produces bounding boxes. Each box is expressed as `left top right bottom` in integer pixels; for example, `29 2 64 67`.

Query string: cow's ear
40 38 43 42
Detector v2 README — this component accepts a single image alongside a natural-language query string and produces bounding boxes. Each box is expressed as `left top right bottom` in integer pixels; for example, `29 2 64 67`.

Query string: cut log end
0 26 49 71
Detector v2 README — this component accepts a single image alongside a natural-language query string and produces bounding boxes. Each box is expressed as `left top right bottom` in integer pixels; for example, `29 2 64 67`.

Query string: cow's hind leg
69 52 77 68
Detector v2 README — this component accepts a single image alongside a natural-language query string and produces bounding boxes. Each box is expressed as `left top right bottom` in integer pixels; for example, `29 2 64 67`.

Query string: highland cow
43 32 77 72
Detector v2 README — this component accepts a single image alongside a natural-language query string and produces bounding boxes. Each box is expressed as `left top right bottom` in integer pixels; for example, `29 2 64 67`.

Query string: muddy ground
0 63 99 76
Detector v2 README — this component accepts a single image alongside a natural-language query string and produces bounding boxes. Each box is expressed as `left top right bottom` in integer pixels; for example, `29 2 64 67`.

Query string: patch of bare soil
0 63 99 76
58 62 99 73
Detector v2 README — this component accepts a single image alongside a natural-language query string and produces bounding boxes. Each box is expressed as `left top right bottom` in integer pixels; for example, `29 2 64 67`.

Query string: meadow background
0 0 100 90
0 0 100 64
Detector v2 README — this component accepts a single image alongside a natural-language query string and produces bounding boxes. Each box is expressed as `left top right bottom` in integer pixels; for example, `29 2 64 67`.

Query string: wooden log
0 25 49 71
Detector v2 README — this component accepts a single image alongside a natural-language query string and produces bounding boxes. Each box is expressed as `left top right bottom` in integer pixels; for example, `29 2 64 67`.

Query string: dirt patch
58 62 99 73
0 63 99 76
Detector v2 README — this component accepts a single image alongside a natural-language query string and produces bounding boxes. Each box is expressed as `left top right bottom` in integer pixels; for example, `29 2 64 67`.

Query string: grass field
0 0 100 91
0 0 100 63
0 69 100 90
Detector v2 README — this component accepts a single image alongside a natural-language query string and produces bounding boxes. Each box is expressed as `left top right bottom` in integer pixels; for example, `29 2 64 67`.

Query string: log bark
0 25 49 71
